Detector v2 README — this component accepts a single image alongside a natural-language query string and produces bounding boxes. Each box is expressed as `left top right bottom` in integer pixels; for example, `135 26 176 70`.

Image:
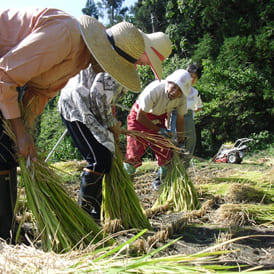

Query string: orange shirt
0 8 91 119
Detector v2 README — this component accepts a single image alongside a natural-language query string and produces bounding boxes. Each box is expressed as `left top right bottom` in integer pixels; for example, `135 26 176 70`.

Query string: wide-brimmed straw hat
140 31 172 80
79 16 145 92
166 69 192 97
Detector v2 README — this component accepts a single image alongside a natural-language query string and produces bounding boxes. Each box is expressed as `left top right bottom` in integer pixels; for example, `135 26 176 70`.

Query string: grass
2 229 272 273
52 160 85 183
135 161 158 175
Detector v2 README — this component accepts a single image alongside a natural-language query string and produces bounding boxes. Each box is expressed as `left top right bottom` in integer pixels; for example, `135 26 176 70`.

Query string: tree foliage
82 0 100 19
35 0 273 161
35 97 82 162
129 0 169 32
99 0 128 25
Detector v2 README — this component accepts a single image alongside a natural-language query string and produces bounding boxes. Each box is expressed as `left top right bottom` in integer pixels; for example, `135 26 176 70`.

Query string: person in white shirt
123 68 200 189
58 32 173 220
170 64 203 155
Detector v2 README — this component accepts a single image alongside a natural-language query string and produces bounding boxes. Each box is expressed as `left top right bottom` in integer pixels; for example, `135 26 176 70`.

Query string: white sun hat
79 15 145 92
166 69 192 96
140 31 172 80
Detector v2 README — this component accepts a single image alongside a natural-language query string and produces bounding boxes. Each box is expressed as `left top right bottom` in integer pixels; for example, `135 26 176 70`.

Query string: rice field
1 149 273 273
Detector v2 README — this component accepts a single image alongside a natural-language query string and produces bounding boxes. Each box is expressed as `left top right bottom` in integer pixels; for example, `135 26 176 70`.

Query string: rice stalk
70 235 246 273
102 145 151 230
124 129 181 153
153 151 200 211
2 230 259 273
4 120 111 253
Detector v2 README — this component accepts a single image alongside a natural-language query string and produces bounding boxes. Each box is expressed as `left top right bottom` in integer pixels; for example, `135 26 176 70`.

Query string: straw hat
140 31 172 80
166 69 192 96
79 16 145 92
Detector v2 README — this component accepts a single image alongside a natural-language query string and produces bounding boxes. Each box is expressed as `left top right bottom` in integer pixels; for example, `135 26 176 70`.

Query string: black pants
61 115 112 174
0 114 18 240
0 114 17 171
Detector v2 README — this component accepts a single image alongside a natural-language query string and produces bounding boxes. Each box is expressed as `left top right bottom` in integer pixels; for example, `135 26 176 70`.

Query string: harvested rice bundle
4 122 108 253
153 151 200 212
124 129 181 153
20 157 108 252
102 145 151 230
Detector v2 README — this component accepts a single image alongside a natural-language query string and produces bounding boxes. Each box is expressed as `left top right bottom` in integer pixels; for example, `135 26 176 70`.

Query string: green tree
35 0 274 161
99 0 128 25
35 97 82 162
82 0 100 19
130 0 169 33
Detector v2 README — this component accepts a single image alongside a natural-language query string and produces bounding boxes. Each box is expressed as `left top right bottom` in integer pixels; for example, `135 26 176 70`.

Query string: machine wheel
227 152 241 164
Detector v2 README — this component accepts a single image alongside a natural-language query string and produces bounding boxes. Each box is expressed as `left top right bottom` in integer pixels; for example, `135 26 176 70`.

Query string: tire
227 152 241 164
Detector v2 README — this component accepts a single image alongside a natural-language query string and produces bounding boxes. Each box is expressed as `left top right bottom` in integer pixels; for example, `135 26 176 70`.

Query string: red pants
125 103 172 168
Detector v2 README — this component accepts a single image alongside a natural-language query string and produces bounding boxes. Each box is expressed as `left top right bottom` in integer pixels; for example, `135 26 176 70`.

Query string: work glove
158 128 171 138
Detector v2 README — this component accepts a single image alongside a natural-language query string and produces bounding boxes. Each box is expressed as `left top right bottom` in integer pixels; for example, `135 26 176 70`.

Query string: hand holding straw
123 129 181 152
4 119 111 253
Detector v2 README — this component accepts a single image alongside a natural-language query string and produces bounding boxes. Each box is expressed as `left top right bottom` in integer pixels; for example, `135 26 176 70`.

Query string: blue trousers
170 109 196 155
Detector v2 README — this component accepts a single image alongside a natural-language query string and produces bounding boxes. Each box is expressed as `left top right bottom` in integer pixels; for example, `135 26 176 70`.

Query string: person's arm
166 112 171 129
9 118 37 160
175 94 187 143
194 91 203 113
90 73 124 142
136 108 161 132
0 17 74 159
176 113 185 143
0 74 37 160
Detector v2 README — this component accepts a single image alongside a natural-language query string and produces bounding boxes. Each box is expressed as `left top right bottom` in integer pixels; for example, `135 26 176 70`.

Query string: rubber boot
0 168 17 241
152 165 167 191
78 170 103 221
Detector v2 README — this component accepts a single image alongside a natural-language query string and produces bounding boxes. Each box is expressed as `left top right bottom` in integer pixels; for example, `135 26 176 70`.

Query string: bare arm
176 114 185 143
166 112 171 129
136 109 161 132
9 118 37 160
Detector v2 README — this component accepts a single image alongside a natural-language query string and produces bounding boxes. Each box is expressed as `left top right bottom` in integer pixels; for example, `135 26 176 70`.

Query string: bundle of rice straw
4 121 109 253
102 145 151 230
153 151 201 212
123 129 199 212
124 129 181 153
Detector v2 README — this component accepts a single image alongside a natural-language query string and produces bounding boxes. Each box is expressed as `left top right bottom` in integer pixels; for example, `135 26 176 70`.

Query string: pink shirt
0 8 91 119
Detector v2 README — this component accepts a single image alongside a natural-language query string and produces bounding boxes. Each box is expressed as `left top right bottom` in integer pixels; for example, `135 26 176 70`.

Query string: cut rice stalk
124 129 181 152
4 120 111 253
102 145 152 230
17 156 111 252
153 152 200 212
